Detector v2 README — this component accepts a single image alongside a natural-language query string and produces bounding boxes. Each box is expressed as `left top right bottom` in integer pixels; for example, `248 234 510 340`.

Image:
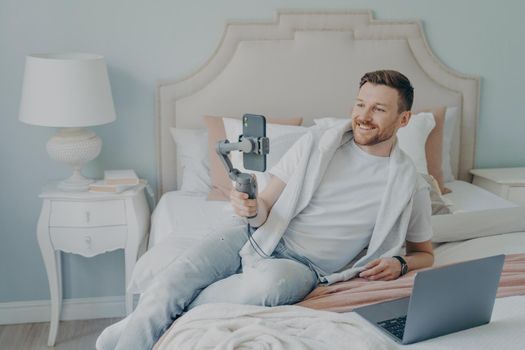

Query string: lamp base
46 127 102 192
58 167 95 191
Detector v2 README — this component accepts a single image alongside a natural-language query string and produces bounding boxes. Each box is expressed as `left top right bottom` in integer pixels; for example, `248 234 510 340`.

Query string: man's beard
353 121 397 146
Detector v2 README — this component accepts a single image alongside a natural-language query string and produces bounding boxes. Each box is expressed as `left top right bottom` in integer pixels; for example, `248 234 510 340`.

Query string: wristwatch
393 256 409 276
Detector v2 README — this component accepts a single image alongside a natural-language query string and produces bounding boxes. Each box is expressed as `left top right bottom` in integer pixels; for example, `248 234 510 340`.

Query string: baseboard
0 295 138 325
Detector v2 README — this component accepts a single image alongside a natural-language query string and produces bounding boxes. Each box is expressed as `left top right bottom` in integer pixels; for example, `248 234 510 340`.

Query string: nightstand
470 167 525 206
37 181 150 346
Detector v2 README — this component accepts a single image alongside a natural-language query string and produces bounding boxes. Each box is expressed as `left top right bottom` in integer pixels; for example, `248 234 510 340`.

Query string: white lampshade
19 53 117 192
19 53 116 127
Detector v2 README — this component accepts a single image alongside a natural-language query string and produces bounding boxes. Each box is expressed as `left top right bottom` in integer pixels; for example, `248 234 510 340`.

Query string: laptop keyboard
377 315 407 340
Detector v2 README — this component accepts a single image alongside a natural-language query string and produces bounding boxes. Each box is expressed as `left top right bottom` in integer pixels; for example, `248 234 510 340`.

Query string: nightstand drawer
50 226 127 257
50 200 126 227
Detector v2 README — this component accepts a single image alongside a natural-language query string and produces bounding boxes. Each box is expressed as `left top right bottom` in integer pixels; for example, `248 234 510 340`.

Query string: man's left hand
359 258 402 281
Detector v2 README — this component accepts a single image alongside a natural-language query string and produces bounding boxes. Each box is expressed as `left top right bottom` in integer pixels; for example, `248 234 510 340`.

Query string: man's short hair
359 70 414 113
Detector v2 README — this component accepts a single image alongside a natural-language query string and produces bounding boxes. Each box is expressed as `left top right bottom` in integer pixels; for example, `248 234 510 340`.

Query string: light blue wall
1 0 524 303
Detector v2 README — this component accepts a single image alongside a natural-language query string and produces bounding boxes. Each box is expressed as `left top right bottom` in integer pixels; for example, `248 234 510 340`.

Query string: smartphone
242 114 267 172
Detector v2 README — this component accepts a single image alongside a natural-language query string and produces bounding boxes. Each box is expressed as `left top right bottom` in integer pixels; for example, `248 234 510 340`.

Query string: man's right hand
230 189 258 218
229 175 286 228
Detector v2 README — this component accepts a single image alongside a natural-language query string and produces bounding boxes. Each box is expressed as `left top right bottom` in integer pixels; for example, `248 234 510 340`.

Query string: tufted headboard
156 10 480 195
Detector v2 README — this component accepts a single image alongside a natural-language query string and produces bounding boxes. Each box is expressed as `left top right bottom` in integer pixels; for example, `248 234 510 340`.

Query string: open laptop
354 254 505 345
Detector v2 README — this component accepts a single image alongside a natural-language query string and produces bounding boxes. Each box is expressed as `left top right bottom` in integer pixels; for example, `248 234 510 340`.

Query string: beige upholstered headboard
156 10 480 195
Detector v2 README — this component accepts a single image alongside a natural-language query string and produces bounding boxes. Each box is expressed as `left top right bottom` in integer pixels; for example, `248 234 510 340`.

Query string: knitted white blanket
154 303 393 350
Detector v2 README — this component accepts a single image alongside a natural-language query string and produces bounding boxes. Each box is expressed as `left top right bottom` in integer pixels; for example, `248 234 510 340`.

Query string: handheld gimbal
216 114 269 202
216 114 270 257
216 134 269 210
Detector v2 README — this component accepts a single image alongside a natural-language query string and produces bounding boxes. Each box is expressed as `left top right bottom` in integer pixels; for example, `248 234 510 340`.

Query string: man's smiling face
351 82 410 147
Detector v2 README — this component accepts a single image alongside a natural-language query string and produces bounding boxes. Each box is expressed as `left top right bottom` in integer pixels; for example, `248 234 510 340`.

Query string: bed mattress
149 180 518 248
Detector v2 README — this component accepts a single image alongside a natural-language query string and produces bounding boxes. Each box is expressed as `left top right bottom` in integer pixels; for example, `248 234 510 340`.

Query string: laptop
354 254 505 345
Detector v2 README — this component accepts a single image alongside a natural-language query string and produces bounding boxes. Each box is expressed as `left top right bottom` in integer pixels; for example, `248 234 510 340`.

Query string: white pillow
311 116 435 174
442 107 459 183
431 206 525 243
397 112 436 174
222 118 308 192
170 128 211 193
313 117 349 127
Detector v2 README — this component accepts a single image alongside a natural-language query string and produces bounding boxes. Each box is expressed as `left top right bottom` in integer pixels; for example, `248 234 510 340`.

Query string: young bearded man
97 70 434 350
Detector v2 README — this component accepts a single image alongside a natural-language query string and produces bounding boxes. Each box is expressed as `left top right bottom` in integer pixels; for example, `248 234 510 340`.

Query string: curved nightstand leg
124 245 138 315
48 251 62 346
124 219 139 314
124 194 149 315
57 251 63 306
37 200 62 347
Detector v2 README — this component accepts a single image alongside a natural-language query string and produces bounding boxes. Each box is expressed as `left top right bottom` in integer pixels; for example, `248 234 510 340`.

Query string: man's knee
191 225 246 256
169 226 246 280
240 259 317 306
186 258 316 309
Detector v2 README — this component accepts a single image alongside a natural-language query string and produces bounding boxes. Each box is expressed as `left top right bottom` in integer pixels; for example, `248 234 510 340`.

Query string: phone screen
242 114 266 172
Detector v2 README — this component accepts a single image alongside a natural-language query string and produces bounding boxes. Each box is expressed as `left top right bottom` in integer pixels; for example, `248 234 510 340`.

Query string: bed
135 10 525 349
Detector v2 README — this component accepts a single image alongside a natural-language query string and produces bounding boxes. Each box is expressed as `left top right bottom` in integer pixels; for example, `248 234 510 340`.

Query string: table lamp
19 53 116 191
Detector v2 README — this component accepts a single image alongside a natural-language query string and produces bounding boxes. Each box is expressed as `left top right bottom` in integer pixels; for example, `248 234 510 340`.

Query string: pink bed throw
297 253 525 313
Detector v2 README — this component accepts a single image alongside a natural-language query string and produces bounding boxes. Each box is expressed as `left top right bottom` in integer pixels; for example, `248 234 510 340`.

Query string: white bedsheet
149 191 241 248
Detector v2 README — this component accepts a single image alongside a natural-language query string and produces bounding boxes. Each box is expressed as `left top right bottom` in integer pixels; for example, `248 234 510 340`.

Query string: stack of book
89 170 140 193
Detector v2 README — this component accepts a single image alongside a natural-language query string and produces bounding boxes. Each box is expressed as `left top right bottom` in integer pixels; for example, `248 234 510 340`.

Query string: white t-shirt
270 138 432 275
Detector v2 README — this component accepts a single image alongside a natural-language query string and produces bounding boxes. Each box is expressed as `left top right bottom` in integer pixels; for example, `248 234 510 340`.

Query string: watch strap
393 255 408 276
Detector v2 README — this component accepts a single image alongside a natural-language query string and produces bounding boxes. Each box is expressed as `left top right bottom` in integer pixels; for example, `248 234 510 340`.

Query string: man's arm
230 174 286 228
230 131 307 226
404 239 434 271
359 240 434 281
359 181 435 281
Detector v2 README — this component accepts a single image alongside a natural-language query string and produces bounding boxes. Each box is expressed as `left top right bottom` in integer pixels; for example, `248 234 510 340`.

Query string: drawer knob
84 235 92 249
85 211 91 223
